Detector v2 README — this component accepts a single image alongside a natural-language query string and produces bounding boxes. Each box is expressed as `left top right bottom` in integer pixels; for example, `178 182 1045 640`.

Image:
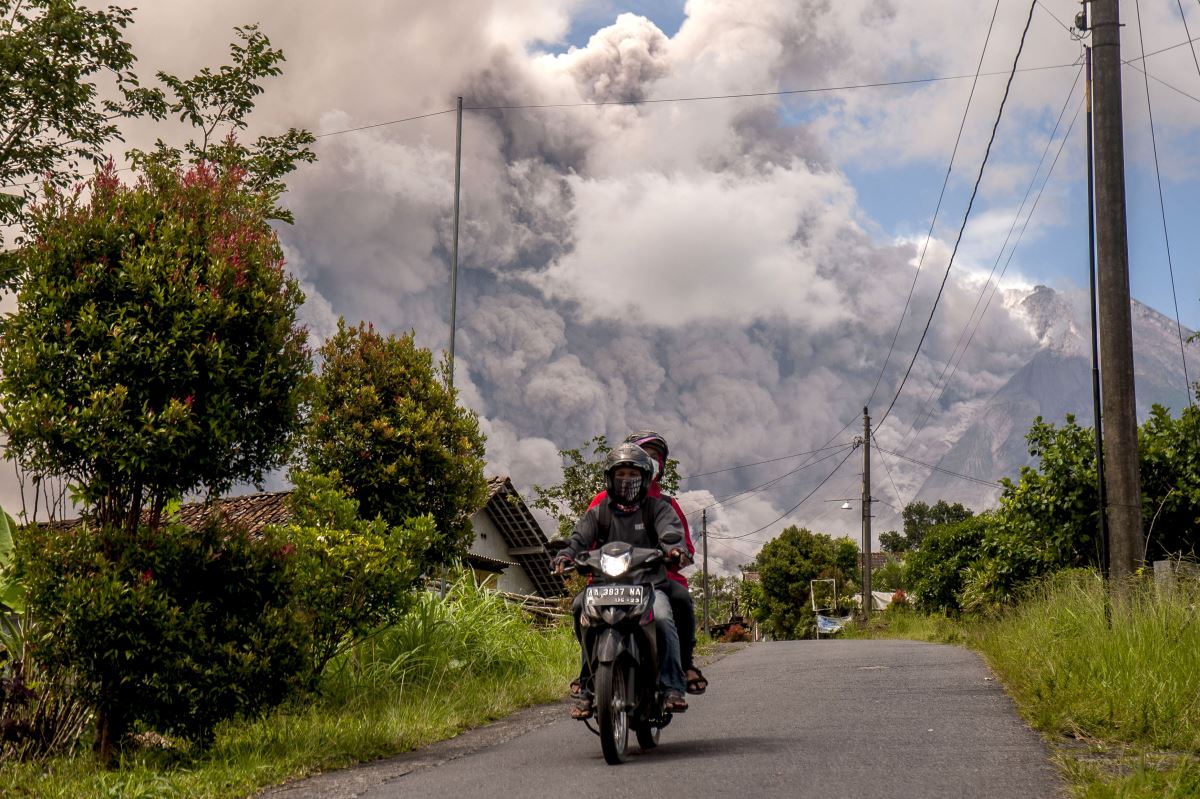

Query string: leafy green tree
1137 402 1200 559
747 526 858 639
530 435 682 538
278 471 435 677
872 556 907 591
689 573 741 627
905 515 991 613
0 0 165 252
17 516 309 761
0 160 310 530
130 24 314 224
902 500 974 549
879 530 909 554
301 321 488 570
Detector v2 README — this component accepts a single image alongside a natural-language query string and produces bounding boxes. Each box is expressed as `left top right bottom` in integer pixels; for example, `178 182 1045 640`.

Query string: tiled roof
483 476 566 598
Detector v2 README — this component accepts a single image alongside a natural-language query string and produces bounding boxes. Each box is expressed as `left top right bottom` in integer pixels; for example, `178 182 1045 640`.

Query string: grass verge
851 570 1200 797
0 576 576 799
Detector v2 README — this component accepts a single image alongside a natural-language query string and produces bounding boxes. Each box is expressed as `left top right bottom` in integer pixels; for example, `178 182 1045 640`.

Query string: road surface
264 639 1062 799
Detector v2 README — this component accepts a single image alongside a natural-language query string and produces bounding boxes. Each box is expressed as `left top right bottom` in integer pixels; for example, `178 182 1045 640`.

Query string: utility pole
861 407 873 618
702 508 710 635
1090 0 1143 582
447 96 463 389
1084 42 1109 578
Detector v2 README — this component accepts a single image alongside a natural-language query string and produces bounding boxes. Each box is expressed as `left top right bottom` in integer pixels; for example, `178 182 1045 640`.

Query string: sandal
569 695 593 720
664 691 688 713
686 667 708 695
569 679 584 698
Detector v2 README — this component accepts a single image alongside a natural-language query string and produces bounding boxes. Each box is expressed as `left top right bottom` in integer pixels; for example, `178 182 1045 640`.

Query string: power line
1133 0 1196 413
871 445 1003 488
685 442 857 521
874 436 908 510
708 444 859 541
865 0 1002 409
875 0 1039 434
679 442 858 480
1175 0 1200 80
314 108 456 138
902 69 1083 448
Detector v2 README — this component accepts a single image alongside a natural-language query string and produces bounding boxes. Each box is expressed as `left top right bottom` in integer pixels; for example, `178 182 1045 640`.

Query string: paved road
265 640 1062 799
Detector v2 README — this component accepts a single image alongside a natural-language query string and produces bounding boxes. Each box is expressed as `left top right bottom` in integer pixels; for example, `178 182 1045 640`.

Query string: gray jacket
564 496 683 585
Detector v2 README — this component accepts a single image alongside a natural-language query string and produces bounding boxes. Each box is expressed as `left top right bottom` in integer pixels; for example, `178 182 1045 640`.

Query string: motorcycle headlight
600 550 632 577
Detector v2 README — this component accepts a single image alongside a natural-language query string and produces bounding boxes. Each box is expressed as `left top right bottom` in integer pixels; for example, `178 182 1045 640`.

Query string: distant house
465 476 563 599
45 476 565 600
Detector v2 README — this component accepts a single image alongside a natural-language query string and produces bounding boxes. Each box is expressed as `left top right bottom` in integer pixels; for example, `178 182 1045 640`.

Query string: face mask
613 475 642 504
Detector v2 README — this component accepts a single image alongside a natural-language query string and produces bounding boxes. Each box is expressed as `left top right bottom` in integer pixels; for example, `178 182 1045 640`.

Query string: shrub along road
264 639 1061 798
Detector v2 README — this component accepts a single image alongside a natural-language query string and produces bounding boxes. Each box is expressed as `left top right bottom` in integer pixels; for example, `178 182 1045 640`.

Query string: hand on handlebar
666 547 684 565
552 553 575 574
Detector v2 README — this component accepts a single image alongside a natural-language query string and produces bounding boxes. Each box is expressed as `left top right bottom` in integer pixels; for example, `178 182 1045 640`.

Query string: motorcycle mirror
545 539 571 553
660 531 683 546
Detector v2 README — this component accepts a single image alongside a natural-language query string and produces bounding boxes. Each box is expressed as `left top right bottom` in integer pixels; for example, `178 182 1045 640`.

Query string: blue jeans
572 586 685 695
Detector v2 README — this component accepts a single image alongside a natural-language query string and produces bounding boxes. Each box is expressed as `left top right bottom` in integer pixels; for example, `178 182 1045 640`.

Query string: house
465 476 564 598
43 476 564 599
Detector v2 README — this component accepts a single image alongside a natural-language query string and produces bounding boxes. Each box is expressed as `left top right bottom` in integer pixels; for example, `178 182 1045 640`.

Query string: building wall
468 509 537 596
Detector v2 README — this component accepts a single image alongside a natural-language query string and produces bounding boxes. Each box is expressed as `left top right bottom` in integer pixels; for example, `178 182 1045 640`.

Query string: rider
588 431 707 696
553 443 688 719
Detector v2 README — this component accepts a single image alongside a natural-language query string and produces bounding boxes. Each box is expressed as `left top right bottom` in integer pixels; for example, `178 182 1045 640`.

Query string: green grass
0 575 576 798
856 570 1200 797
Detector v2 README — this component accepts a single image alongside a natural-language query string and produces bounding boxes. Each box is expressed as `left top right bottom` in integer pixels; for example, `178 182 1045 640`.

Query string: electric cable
901 71 1084 449
679 442 859 480
874 0 1039 434
684 442 857 522
871 445 1003 488
1133 0 1196 413
874 435 908 510
1177 0 1200 80
865 0 1002 410
708 444 858 541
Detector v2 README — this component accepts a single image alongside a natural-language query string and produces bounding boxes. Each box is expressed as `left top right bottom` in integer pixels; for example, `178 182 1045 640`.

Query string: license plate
585 585 646 606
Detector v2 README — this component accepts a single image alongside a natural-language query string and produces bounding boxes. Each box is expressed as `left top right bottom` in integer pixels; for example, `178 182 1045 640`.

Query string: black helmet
604 443 655 509
624 430 668 480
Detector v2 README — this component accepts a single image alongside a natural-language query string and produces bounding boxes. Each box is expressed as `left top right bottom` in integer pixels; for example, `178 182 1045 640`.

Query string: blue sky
555 0 1200 331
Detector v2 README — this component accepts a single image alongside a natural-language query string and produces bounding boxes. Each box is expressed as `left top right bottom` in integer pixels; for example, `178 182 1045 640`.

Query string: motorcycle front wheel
595 661 630 764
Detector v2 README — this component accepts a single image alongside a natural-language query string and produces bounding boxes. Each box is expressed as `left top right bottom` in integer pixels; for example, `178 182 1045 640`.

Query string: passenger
553 443 688 719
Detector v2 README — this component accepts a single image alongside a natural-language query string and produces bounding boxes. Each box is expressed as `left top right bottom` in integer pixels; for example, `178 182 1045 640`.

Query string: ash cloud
14 1 1187 565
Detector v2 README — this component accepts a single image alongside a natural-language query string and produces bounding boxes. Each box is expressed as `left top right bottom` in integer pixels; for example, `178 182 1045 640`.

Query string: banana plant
0 507 24 613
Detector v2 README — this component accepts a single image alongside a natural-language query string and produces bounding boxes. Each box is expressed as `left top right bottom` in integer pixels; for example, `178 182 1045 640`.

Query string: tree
301 320 488 569
0 160 310 530
688 573 742 628
0 0 165 251
901 500 974 550
904 515 991 614
746 526 858 639
530 435 682 538
879 530 909 554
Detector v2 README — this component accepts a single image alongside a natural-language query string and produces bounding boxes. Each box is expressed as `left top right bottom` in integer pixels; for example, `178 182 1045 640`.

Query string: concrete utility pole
702 508 710 635
861 407 873 618
1090 0 1143 581
1084 43 1110 577
447 96 463 389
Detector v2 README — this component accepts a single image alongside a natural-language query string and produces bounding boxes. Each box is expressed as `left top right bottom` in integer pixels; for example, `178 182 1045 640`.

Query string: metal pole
1091 0 1143 582
702 508 710 635
862 407 873 618
448 96 463 389
1085 44 1109 579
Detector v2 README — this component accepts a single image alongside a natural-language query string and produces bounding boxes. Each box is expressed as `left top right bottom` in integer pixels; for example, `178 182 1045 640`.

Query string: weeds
0 574 575 798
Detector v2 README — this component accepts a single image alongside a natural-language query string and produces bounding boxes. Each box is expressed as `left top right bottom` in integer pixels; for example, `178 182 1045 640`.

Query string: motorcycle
556 531 684 765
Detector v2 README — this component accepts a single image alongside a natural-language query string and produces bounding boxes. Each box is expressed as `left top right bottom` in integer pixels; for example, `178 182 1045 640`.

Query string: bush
16 517 309 753
277 472 434 678
905 515 990 613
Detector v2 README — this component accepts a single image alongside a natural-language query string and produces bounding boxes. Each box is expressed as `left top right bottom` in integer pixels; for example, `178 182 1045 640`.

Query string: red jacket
588 483 695 588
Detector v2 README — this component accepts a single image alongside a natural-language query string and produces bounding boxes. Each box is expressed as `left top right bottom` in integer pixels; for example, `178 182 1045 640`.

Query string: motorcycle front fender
595 627 638 664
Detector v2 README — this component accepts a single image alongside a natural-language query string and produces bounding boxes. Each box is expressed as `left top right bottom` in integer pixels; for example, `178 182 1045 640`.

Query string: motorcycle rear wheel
635 722 660 750
595 661 630 764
